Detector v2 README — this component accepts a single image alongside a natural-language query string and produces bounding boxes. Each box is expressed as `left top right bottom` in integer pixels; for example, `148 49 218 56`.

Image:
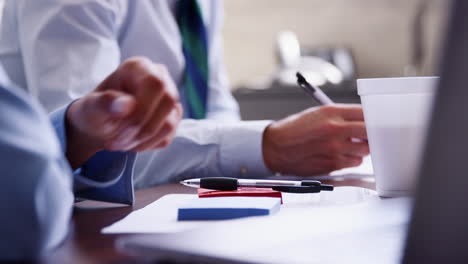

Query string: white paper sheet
102 186 378 234
119 196 411 264
102 194 201 234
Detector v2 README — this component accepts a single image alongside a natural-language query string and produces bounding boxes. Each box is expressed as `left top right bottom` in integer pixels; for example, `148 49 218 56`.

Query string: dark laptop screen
403 0 468 263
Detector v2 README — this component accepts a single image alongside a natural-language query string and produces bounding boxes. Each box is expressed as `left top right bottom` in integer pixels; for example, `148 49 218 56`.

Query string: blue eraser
178 197 281 221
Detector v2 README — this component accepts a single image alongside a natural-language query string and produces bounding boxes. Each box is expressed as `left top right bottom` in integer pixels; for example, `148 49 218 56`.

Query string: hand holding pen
296 72 334 105
260 72 370 176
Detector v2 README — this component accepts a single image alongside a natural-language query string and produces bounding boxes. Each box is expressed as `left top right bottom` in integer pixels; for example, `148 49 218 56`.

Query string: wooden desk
41 178 375 264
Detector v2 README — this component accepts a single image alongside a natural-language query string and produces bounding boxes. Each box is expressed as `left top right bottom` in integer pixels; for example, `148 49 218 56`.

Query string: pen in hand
296 72 334 105
297 72 365 144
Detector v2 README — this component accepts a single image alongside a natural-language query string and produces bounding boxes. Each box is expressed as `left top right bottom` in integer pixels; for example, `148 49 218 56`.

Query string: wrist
262 124 283 174
65 100 102 169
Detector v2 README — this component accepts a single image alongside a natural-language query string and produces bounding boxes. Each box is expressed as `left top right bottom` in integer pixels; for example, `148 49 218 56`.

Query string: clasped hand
65 57 182 168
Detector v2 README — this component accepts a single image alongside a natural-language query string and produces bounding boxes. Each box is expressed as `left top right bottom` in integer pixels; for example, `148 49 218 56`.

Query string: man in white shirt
0 0 370 188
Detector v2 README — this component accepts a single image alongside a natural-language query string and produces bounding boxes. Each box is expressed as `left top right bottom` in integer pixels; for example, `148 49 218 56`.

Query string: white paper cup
357 77 437 197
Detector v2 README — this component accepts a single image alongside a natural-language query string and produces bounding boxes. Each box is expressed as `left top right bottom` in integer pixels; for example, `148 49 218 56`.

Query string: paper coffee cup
357 77 437 197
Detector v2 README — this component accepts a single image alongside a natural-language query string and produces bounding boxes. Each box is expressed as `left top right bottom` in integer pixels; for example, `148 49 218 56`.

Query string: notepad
198 188 283 203
178 197 281 221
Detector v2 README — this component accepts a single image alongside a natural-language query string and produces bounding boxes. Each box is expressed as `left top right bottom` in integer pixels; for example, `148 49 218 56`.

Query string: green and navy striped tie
176 0 209 119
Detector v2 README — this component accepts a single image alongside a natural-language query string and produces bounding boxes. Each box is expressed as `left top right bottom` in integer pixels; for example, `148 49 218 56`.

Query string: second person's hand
65 57 182 168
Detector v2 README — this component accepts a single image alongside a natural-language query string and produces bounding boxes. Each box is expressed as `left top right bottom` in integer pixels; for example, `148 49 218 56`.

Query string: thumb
92 91 136 118
108 94 136 118
92 92 136 136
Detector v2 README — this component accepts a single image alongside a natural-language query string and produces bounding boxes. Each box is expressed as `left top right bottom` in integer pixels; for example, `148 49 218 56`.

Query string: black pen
180 177 333 193
296 72 334 105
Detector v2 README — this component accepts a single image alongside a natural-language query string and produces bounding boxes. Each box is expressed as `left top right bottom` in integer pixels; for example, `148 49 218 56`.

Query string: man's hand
65 57 182 169
262 104 369 176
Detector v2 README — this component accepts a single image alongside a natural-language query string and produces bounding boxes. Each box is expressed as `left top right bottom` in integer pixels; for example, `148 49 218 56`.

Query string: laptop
403 0 468 262
117 0 468 263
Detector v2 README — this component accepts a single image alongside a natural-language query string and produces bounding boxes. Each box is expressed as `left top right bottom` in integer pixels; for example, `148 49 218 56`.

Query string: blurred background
223 0 448 120
0 0 449 120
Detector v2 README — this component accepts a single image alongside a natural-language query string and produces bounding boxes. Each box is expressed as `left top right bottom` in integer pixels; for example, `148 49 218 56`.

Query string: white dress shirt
0 0 273 187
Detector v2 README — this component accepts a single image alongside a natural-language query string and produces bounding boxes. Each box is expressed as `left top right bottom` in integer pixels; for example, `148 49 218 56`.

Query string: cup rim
357 76 439 96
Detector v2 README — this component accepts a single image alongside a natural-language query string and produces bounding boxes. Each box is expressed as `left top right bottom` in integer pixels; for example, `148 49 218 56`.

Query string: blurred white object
276 31 301 69
275 30 344 87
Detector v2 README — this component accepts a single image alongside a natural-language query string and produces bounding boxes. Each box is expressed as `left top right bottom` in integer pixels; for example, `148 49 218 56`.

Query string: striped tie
176 0 209 119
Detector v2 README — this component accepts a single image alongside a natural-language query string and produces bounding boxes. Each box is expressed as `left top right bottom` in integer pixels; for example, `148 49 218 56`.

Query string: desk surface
41 178 375 264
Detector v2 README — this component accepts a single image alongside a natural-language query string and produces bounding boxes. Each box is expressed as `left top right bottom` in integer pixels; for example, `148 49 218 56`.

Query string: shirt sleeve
134 119 273 189
49 104 136 205
0 71 73 260
15 0 126 112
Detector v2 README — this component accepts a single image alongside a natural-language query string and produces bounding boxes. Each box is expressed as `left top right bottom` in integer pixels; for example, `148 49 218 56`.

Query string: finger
85 91 136 136
124 97 178 149
126 59 179 99
122 60 178 128
104 97 169 150
109 94 137 118
129 106 181 151
337 121 368 139
341 141 370 158
94 67 123 93
105 106 173 151
149 105 183 149
314 155 363 172
147 120 180 150
112 85 176 148
321 140 370 158
152 137 173 149
123 104 181 151
336 105 365 121
129 74 169 126
130 123 174 152
142 105 182 151
299 139 369 160
338 155 364 168
286 155 363 176
151 64 179 99
103 94 137 140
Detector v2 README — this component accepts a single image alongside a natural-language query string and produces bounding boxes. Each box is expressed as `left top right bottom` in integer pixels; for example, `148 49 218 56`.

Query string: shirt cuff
219 120 273 178
48 101 136 204
49 103 73 153
75 152 136 205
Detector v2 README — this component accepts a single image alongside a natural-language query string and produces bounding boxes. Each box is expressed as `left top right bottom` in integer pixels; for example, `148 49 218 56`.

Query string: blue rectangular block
177 197 281 221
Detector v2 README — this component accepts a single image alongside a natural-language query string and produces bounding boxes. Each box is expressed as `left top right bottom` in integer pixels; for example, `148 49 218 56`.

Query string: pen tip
296 72 306 84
